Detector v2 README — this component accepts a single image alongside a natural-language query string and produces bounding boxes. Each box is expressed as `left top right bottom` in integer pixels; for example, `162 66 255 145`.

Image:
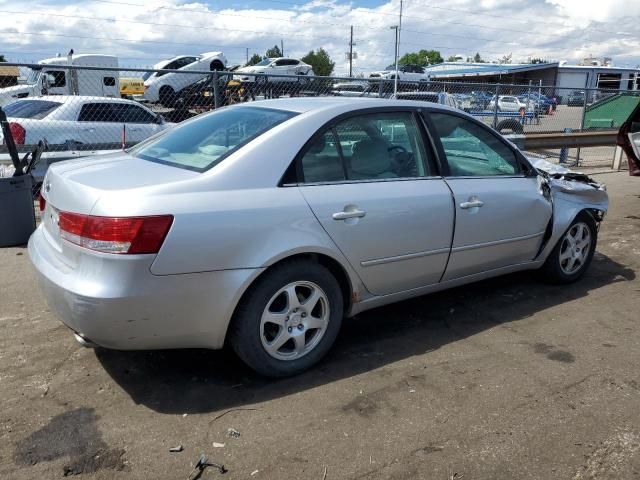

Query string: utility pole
246 48 249 65
349 26 354 77
395 0 403 96
281 39 284 57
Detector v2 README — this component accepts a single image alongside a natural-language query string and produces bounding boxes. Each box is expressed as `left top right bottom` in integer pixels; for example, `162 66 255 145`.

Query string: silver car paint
442 176 552 281
29 98 608 351
300 179 454 295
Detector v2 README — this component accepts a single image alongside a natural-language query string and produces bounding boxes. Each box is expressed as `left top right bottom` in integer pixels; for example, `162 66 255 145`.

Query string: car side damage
524 155 608 261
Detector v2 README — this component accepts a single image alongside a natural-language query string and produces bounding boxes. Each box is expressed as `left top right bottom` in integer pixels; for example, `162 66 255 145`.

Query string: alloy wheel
260 281 330 361
559 222 591 275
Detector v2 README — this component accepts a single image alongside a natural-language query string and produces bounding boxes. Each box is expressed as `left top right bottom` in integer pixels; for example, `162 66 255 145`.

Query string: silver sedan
29 98 608 377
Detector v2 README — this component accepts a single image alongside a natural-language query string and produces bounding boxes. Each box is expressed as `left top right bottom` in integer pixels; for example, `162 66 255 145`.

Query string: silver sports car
29 98 608 377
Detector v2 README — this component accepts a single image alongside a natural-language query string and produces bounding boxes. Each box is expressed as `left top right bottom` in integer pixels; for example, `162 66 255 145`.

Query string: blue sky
1 0 638 73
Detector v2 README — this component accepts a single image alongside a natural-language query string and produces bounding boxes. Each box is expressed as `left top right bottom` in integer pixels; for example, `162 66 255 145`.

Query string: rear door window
78 103 116 122
2 100 62 119
299 111 432 183
115 104 157 124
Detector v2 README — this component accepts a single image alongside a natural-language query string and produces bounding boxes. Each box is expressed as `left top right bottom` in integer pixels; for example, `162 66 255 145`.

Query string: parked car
487 95 530 112
30 97 608 377
143 52 227 107
369 63 430 84
518 93 556 114
567 90 586 106
470 91 494 110
393 91 459 109
234 58 314 84
331 81 378 97
0 96 170 147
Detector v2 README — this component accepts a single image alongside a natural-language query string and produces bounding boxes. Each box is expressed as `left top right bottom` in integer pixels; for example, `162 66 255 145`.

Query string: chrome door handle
460 199 484 209
332 209 366 220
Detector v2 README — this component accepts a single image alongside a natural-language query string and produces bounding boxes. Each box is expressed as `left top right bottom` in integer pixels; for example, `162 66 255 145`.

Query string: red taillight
9 122 25 145
38 193 46 212
58 211 173 254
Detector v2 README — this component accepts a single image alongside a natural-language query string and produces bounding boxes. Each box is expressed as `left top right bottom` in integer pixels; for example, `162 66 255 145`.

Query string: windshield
26 67 42 85
3 100 62 119
131 106 297 172
385 64 399 70
141 71 155 81
253 58 271 67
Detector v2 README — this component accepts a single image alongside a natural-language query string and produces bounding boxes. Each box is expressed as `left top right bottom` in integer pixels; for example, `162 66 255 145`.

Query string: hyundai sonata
29 97 608 377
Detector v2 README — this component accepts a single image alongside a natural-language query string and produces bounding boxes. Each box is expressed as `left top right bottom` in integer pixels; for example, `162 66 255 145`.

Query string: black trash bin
0 175 36 247
0 106 37 247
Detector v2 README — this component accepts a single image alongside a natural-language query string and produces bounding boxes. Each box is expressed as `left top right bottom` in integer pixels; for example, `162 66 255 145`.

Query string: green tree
473 52 485 63
530 57 547 64
0 55 6 62
398 49 443 66
265 45 283 58
499 53 513 64
301 48 335 76
446 55 458 62
246 53 262 66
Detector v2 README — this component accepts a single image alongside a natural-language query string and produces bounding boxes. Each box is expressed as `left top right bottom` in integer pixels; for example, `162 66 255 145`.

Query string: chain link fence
1 62 638 172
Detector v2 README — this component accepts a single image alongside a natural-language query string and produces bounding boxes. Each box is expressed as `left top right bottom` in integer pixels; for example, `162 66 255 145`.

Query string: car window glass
78 103 115 122
275 60 286 66
132 107 297 172
2 100 62 119
48 71 66 87
103 76 116 86
300 131 345 183
117 104 156 124
337 112 429 180
430 112 519 177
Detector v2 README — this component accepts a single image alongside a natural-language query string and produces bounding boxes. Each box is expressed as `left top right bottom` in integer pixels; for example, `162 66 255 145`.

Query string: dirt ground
1 171 639 480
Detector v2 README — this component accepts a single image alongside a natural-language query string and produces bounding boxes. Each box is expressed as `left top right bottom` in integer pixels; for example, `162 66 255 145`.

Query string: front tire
230 260 343 377
540 212 597 284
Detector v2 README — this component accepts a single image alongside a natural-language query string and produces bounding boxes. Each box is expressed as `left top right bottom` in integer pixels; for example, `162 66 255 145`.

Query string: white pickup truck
0 54 120 107
369 63 430 83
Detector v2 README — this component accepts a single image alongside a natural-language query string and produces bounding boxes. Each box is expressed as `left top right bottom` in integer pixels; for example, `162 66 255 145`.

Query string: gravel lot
1 171 639 480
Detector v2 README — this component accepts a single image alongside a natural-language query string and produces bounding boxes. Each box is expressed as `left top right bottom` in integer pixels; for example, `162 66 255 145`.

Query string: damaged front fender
526 156 608 262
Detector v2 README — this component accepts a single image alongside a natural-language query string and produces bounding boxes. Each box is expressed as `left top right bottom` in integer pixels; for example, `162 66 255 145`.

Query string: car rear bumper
28 225 262 350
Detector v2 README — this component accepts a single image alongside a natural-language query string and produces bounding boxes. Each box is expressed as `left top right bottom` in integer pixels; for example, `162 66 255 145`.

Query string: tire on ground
229 259 344 377
539 211 598 284
496 119 524 134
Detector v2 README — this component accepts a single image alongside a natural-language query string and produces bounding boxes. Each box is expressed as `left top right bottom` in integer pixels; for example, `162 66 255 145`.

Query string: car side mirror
155 114 164 125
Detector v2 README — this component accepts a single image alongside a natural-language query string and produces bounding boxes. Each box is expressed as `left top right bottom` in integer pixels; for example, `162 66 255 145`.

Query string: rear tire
496 119 524 134
229 260 343 377
539 212 597 284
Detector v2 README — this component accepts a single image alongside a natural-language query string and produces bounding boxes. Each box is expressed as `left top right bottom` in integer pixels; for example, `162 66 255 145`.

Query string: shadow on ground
96 253 635 414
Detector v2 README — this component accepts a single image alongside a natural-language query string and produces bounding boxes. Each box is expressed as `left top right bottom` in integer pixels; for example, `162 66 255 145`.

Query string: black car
567 90 586 106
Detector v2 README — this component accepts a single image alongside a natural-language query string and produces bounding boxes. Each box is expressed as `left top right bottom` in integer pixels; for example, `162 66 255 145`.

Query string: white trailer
0 54 120 106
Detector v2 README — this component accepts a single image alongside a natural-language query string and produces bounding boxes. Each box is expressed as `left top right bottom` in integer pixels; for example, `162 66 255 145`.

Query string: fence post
492 84 500 129
212 71 220 109
576 79 590 166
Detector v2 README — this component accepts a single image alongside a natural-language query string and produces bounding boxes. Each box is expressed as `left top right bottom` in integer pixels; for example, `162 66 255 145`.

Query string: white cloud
0 0 638 73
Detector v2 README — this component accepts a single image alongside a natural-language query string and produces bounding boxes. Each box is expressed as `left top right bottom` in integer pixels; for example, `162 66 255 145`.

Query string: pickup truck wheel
539 212 597 284
159 86 177 108
230 260 343 377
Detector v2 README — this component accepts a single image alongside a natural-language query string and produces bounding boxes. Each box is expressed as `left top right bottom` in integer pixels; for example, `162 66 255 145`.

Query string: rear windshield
131 106 297 172
3 100 62 119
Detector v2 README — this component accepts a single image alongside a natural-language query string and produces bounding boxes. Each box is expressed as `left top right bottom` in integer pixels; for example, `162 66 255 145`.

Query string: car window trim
282 106 436 187
422 108 531 178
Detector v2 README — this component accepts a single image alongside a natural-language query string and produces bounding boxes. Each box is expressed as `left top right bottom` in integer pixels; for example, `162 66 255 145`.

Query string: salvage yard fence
1 62 639 170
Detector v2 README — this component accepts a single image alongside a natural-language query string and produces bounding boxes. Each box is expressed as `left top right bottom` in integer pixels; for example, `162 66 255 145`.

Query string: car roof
15 95 142 104
232 96 459 114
